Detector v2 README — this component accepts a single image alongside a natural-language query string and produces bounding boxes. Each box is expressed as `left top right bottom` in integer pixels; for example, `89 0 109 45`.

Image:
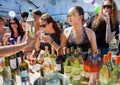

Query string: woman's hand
41 35 53 44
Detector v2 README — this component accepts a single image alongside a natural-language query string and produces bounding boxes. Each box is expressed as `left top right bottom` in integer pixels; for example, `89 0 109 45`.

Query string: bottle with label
43 46 51 73
84 48 92 72
110 56 120 84
9 54 17 80
26 8 35 38
50 46 57 72
107 51 113 71
99 54 110 85
19 54 30 85
72 49 81 84
2 58 16 85
16 51 24 68
64 48 72 79
56 48 64 74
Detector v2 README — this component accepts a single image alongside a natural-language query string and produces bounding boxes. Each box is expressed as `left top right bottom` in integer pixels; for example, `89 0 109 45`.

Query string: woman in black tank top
64 6 97 53
35 14 66 53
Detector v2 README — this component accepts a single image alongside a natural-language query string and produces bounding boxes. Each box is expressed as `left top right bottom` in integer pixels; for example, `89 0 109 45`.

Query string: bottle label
56 64 61 71
17 57 21 65
21 70 29 82
10 58 17 69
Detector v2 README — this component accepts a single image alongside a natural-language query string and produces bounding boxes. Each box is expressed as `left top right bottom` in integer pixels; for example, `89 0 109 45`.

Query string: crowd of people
0 0 119 61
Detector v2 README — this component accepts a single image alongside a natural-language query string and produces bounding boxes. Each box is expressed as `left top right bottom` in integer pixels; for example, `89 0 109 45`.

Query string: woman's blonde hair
92 0 119 30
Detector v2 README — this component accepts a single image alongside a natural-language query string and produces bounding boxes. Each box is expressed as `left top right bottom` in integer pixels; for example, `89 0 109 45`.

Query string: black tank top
67 28 91 52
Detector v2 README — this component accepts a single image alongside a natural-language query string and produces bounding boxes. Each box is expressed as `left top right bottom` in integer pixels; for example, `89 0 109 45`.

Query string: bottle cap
103 54 108 64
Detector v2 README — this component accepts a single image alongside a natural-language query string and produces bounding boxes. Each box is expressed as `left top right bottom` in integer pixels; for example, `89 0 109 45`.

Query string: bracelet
49 39 53 44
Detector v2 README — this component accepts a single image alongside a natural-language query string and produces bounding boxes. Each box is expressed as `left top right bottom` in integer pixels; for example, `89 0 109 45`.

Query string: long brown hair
92 0 119 30
40 13 62 35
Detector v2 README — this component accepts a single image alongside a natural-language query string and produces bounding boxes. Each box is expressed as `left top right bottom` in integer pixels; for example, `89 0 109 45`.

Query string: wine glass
39 28 45 42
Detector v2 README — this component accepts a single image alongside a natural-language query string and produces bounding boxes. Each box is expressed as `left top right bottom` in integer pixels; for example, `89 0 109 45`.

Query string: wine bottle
16 51 24 68
50 46 57 71
72 49 81 84
107 51 113 71
43 46 51 73
9 54 17 80
99 54 110 85
70 46 74 63
64 48 72 78
2 58 16 85
19 54 30 85
26 8 35 38
84 48 92 72
56 48 64 74
110 56 120 84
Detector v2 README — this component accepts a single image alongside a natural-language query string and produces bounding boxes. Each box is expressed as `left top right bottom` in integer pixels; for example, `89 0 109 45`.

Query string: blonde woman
87 0 119 57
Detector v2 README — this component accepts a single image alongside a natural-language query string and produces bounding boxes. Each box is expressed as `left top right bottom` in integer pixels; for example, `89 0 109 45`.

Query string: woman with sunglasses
35 13 66 53
87 0 119 57
64 6 97 60
3 17 24 45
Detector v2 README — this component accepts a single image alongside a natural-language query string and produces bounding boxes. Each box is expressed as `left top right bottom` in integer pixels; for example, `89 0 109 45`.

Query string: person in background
21 11 28 20
56 20 63 31
64 6 97 60
35 13 66 53
33 9 42 32
87 0 119 57
62 21 69 30
0 17 5 46
3 17 24 45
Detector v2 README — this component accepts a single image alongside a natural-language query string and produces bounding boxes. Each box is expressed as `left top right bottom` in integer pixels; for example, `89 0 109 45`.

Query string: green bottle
110 56 120 84
72 49 81 84
8 54 17 80
2 58 16 85
99 54 110 85
64 48 72 79
19 54 30 85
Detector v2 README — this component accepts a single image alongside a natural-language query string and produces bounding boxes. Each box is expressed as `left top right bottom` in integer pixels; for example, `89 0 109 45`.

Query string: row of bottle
99 52 120 85
0 51 30 85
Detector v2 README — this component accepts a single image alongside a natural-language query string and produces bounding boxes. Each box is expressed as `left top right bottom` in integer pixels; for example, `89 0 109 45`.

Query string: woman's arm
0 37 36 57
0 41 27 57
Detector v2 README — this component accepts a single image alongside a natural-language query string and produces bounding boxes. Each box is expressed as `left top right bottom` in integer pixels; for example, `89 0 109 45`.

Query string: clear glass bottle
2 58 16 85
50 46 57 72
26 8 35 38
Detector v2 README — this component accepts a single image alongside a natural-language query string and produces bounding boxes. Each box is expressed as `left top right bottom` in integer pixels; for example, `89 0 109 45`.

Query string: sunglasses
10 22 17 24
103 5 112 9
40 24 47 28
67 13 75 17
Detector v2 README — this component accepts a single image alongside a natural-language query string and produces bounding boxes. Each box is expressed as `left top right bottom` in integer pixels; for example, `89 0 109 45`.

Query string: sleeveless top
67 28 91 52
6 36 18 45
40 33 61 52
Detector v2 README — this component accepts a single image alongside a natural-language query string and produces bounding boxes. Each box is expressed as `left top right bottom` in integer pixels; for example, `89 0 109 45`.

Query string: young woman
3 17 24 45
64 6 97 54
87 0 119 57
35 13 66 53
